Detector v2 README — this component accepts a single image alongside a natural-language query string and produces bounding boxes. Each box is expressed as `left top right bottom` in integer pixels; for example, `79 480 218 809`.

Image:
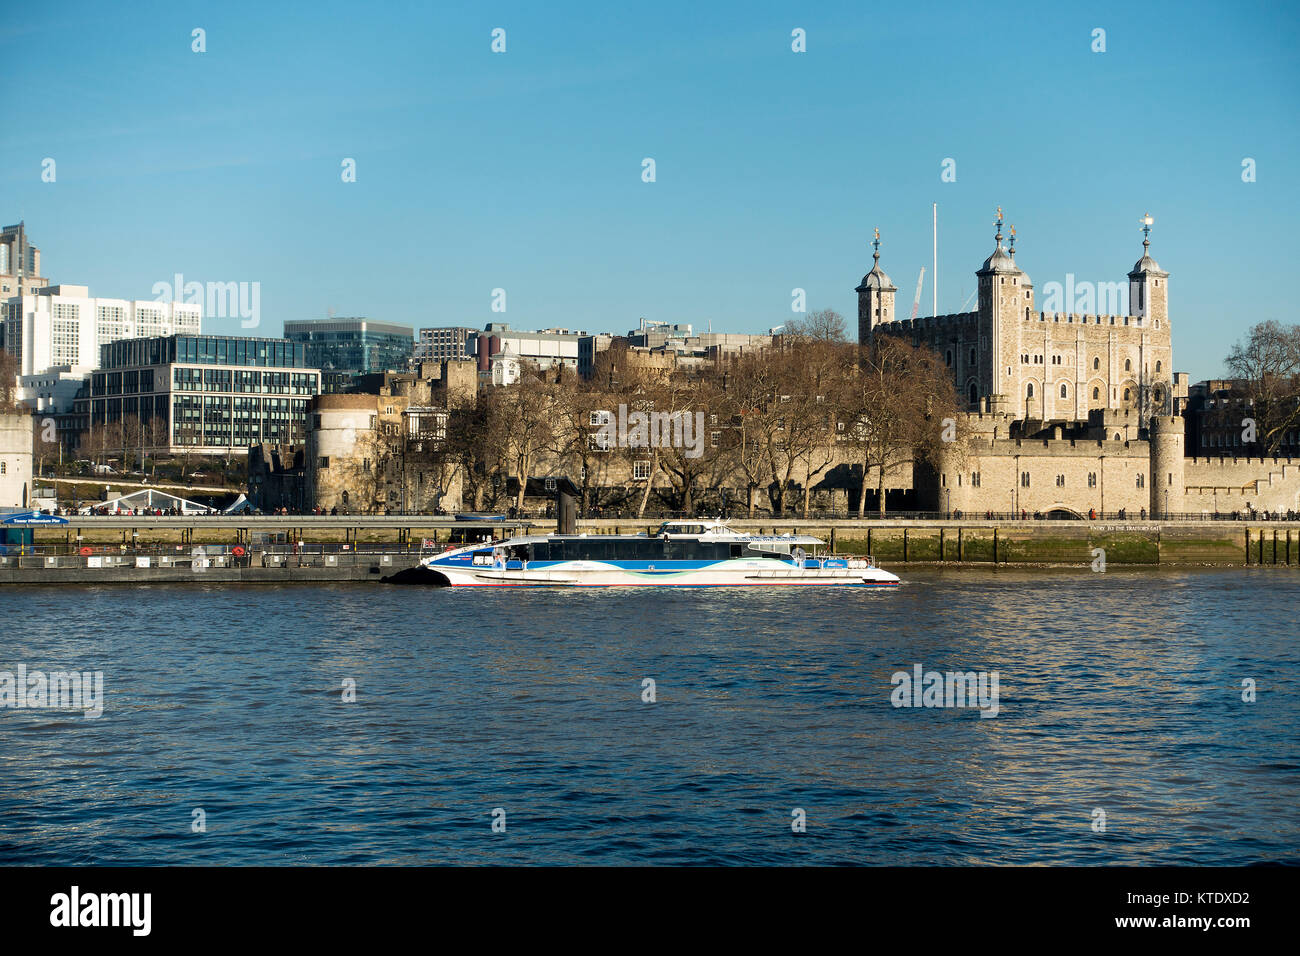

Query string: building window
1088 472 1097 488
633 460 652 481
1027 383 1034 398
1093 387 1100 400
1156 360 1162 373
1056 475 1065 487
1093 357 1100 370
1136 473 1145 488
969 348 976 365
945 350 952 367
1060 384 1068 398
971 472 981 487
1021 471 1030 487
1125 359 1132 371
318 457 330 469
1124 388 1131 401
0 462 5 475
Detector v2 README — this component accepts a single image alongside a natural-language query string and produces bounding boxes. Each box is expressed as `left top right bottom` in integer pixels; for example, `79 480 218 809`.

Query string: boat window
730 544 743 558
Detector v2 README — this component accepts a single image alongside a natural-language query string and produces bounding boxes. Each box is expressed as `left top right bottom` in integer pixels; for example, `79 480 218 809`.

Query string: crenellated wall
1183 456 1300 514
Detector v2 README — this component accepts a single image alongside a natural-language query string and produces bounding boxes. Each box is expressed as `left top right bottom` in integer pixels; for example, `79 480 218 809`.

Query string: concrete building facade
283 318 414 377
0 222 48 301
89 335 320 454
415 326 477 363
3 285 202 411
0 412 33 508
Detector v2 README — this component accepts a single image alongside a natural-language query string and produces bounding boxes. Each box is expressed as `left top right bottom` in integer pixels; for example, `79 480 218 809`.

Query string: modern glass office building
283 318 414 378
89 335 321 453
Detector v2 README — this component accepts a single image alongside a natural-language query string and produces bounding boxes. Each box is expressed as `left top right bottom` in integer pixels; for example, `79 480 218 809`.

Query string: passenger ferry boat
417 520 901 588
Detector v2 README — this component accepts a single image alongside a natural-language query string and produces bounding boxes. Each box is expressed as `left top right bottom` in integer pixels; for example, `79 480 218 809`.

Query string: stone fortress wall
860 212 1296 517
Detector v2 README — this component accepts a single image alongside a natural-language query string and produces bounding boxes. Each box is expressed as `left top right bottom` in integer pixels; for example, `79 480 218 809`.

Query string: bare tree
445 398 501 511
546 366 618 515
143 416 170 477
0 351 19 412
842 337 961 516
498 371 555 512
1225 320 1300 454
717 351 779 517
785 308 848 344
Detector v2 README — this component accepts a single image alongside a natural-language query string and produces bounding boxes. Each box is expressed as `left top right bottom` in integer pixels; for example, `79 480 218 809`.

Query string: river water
1 568 1296 865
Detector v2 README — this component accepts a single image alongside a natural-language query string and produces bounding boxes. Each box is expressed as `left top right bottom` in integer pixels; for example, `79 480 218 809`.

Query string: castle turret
1149 414 1185 518
1128 214 1169 323
856 228 896 346
977 209 1031 417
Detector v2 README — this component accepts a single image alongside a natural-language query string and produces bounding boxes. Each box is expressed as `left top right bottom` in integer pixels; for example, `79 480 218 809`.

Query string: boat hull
420 557 900 588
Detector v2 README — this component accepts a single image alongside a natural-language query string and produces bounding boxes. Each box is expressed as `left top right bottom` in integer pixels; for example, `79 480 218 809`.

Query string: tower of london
857 211 1300 518
859 209 1181 431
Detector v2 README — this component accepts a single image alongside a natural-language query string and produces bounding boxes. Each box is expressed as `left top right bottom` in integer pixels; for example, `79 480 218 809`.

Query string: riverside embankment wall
2 517 1298 583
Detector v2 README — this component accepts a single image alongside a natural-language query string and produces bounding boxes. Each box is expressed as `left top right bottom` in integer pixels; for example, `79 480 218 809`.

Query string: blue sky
3 0 1297 379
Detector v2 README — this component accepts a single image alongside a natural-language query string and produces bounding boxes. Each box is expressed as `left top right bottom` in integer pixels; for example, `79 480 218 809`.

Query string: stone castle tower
862 210 1196 518
855 228 896 345
1128 214 1169 325
975 211 1034 413
1149 414 1185 518
859 209 1176 430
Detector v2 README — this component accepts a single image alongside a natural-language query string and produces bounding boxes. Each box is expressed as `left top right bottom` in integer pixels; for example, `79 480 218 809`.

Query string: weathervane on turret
995 206 1004 242
872 227 881 263
1140 213 1154 252
1008 225 1016 257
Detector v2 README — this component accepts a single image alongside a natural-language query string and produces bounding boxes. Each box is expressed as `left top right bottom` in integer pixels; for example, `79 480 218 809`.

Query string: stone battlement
882 311 979 330
968 436 1147 456
1027 312 1150 327
1188 456 1300 468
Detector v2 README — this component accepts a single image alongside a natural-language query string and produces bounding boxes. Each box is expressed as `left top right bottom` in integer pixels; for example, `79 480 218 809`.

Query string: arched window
945 350 952 368
1156 360 1162 373
1125 359 1132 371
969 348 976 365
1027 383 1034 397
1093 357 1100 370
1123 388 1131 401
1060 384 1068 398
1093 387 1100 400
969 382 978 404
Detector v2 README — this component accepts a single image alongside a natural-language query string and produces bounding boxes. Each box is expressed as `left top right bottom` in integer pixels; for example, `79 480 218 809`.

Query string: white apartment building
472 323 587 373
2 285 202 411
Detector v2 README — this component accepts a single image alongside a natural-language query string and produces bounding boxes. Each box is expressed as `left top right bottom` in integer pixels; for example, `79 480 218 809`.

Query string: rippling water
1 568 1297 865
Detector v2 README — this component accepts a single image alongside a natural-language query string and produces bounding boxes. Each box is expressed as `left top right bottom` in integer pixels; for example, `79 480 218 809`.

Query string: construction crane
910 267 926 319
